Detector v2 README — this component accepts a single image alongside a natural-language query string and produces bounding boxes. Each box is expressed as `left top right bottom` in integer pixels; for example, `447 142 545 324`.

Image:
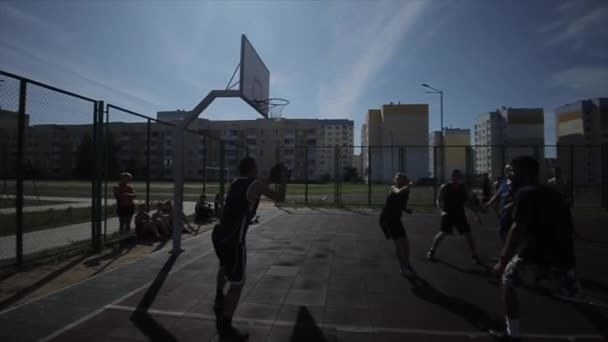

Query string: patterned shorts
502 256 583 298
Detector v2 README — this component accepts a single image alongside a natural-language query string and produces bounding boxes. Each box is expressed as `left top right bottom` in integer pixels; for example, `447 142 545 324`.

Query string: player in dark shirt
485 164 515 243
379 173 415 276
212 157 287 341
426 169 482 264
493 156 581 341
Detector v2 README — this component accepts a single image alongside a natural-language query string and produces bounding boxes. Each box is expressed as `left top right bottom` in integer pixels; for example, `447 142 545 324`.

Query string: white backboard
240 35 270 118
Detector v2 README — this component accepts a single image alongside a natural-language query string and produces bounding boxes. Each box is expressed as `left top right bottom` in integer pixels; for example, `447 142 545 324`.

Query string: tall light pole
422 83 444 182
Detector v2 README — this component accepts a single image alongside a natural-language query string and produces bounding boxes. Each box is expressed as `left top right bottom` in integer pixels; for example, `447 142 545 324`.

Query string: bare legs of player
503 284 521 339
428 231 446 258
464 232 480 258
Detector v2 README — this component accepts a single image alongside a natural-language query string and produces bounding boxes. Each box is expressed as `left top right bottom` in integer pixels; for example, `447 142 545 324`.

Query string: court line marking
38 209 284 342
105 304 605 340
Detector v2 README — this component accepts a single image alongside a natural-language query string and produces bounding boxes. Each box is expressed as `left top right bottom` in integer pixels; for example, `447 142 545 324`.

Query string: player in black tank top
379 173 415 276
426 169 482 264
212 158 287 341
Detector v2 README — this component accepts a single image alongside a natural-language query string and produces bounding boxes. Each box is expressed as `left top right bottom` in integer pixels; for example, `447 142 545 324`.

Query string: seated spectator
134 204 161 240
151 202 169 234
163 200 195 234
195 195 214 224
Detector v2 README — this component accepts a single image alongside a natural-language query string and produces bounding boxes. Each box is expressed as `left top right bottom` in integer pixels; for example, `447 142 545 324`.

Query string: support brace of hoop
170 90 240 255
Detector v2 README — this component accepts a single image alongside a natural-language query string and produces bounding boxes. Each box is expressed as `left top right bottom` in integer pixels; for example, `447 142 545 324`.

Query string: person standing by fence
114 172 136 235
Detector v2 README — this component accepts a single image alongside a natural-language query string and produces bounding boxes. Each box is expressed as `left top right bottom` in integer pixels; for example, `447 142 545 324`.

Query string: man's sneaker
488 329 521 342
219 326 249 342
426 250 437 262
401 265 417 278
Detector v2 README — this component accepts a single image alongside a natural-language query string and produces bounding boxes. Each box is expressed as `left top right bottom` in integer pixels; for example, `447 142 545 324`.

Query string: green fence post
91 102 98 252
94 101 104 252
305 145 309 204
570 145 575 207
202 136 207 195
15 80 26 266
433 146 438 206
146 119 151 212
368 146 372 206
219 141 226 204
601 143 608 210
102 107 109 241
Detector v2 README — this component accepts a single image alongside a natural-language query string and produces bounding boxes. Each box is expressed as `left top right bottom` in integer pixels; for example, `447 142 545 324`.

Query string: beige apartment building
362 103 429 183
430 128 471 181
555 98 607 186
474 107 545 179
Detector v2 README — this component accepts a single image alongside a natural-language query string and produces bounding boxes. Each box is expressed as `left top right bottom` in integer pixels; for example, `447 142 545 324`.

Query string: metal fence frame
1 69 607 268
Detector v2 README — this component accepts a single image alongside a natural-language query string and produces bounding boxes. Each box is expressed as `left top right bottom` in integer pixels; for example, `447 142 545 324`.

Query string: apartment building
474 107 544 179
430 128 471 181
555 98 608 186
362 103 429 183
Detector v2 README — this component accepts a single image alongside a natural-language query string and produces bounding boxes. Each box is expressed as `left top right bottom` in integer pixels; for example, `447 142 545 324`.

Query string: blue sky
1 0 607 145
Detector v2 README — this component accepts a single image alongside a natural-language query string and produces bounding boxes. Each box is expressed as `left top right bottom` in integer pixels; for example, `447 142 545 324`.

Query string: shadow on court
130 253 180 342
408 276 503 338
289 306 328 342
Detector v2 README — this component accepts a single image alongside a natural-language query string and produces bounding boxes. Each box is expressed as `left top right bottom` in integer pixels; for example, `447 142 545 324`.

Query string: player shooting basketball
212 158 288 341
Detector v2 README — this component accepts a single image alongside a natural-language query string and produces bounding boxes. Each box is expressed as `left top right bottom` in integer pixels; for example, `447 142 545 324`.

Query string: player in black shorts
379 173 415 277
493 156 581 341
212 157 287 341
426 169 482 264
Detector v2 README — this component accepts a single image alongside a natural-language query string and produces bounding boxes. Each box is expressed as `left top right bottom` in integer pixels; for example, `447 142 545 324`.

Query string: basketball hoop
256 98 289 120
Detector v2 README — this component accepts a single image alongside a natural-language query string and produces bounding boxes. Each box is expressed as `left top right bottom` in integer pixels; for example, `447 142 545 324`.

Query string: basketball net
262 98 289 121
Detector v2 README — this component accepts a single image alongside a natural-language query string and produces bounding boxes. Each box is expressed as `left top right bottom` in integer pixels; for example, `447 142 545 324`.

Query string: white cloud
540 3 608 48
0 4 163 111
552 66 608 93
317 2 430 118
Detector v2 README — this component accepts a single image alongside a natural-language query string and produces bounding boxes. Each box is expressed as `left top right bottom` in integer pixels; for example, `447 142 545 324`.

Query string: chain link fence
0 71 100 267
1 69 607 268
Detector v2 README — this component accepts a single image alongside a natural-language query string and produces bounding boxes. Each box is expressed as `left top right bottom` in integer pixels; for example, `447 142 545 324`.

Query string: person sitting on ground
493 156 582 341
195 194 214 224
151 202 165 227
163 200 195 234
134 204 162 240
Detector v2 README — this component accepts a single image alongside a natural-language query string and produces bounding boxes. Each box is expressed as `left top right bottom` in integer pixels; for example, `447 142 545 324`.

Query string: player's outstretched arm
248 165 288 203
437 184 447 212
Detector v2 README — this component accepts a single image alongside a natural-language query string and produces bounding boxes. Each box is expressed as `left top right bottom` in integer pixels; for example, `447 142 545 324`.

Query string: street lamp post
422 83 444 182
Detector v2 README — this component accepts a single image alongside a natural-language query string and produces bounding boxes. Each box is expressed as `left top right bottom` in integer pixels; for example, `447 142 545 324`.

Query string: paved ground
0 196 90 215
0 202 196 261
0 206 606 342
